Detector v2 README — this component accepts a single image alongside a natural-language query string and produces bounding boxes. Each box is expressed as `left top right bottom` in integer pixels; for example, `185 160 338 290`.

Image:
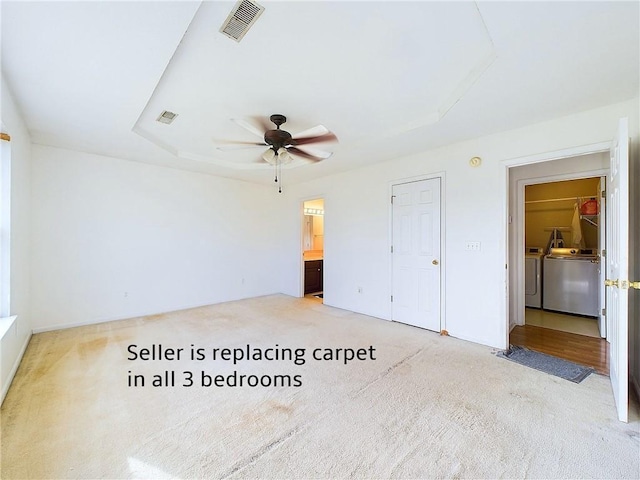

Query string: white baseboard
31 299 238 334
1 331 32 406
32 314 136 334
31 303 232 334
31 292 283 334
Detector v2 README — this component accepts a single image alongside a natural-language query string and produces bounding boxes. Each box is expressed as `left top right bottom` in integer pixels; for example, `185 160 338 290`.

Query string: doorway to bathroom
302 198 324 302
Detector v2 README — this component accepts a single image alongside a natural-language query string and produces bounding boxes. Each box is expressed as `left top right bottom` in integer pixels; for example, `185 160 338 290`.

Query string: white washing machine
525 247 544 308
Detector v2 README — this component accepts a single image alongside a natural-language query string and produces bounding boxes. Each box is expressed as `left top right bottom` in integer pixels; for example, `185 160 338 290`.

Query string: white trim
1 330 31 406
0 314 17 339
501 142 611 168
501 143 611 349
517 168 609 187
388 171 446 331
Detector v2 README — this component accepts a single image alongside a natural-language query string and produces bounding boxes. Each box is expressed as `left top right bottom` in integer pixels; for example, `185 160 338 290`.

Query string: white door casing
598 176 606 338
391 178 441 331
606 117 629 423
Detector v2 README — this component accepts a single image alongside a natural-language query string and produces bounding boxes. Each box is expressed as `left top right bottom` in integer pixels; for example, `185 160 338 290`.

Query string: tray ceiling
2 1 638 185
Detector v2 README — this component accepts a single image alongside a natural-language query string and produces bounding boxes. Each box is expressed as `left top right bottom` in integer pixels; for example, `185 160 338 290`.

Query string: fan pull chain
274 150 279 183
273 152 282 193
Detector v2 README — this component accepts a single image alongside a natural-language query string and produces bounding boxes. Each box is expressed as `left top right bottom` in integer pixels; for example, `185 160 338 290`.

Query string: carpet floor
2 294 639 479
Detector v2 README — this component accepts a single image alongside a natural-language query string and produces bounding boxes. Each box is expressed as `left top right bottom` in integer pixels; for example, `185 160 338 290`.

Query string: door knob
630 281 640 290
432 259 439 265
604 279 618 287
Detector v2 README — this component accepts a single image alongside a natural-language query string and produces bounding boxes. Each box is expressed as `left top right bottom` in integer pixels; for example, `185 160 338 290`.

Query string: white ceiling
2 1 639 186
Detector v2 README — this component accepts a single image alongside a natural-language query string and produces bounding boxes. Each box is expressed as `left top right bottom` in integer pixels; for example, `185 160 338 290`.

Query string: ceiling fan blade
231 118 266 139
290 132 338 146
290 145 333 159
292 124 329 140
287 146 330 162
216 143 265 151
248 115 273 133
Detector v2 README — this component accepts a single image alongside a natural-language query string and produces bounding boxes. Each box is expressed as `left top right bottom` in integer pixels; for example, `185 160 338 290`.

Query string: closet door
391 178 441 332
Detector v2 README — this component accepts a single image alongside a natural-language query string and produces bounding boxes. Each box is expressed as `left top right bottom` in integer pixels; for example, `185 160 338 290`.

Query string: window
0 129 11 318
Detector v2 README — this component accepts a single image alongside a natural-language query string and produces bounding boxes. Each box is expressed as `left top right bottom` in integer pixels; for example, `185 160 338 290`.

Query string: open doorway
514 176 609 375
506 119 630 422
508 152 610 375
302 198 324 302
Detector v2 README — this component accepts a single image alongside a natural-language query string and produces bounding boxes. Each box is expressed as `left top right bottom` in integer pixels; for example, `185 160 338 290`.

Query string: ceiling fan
217 114 337 164
217 114 337 193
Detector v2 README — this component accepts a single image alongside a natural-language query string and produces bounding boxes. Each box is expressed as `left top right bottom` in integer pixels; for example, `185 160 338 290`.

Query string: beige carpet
2 294 639 479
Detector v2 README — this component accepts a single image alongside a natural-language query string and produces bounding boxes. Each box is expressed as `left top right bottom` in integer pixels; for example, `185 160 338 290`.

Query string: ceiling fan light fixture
277 147 293 164
262 148 276 164
262 147 293 165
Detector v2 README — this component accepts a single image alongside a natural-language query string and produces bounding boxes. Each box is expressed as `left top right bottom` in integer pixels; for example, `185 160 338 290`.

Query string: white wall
10 93 640 399
30 145 286 331
0 76 32 402
281 98 639 353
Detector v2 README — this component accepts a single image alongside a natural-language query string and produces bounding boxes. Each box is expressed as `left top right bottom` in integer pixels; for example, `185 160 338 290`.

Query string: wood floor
510 324 609 375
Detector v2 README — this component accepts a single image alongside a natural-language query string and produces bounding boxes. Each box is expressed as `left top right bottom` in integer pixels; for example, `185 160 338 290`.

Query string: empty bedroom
1 1 639 478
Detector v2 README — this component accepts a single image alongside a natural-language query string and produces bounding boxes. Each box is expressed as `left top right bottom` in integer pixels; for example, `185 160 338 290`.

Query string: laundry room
524 177 604 337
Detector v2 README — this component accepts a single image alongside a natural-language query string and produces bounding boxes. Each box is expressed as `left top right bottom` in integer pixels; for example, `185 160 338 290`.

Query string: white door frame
388 172 446 330
501 141 611 347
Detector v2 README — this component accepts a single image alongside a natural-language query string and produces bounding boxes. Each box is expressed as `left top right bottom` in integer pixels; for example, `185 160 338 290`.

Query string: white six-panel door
606 118 629 422
391 178 441 331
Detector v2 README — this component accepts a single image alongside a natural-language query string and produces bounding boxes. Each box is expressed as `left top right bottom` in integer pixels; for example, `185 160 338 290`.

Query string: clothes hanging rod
543 227 571 231
525 195 597 205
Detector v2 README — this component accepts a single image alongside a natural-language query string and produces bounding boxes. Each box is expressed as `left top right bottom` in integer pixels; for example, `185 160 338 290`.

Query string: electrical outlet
465 241 481 251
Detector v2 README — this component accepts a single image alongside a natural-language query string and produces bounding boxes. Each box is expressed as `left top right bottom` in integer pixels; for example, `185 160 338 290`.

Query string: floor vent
219 0 264 42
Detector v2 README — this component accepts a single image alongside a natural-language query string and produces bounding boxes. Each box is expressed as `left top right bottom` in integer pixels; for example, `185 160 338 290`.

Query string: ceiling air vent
156 110 178 125
219 0 264 42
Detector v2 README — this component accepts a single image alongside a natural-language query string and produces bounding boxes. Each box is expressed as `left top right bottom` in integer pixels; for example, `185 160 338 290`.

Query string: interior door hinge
601 308 606 316
602 249 606 257
391 245 393 253
601 190 606 198
391 295 393 302
391 195 395 204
